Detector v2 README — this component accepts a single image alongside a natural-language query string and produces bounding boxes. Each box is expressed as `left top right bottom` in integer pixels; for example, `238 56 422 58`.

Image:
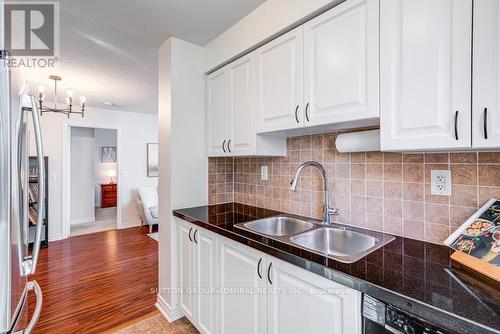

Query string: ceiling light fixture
37 75 86 118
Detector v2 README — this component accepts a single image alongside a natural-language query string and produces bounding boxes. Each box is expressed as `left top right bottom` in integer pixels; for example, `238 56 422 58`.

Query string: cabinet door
207 68 230 156
473 0 500 148
380 0 472 151
229 53 256 155
179 222 195 321
195 228 217 334
267 257 361 334
256 27 304 133
218 238 266 334
304 0 379 126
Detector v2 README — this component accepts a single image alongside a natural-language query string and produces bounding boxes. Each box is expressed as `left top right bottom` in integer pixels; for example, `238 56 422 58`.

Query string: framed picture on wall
101 146 117 162
147 143 159 177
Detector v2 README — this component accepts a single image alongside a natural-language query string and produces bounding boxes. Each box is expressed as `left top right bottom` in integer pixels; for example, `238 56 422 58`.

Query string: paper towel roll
335 129 380 153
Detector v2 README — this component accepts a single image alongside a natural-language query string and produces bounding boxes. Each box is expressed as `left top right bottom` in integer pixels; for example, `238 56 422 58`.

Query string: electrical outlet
431 170 452 196
261 166 268 181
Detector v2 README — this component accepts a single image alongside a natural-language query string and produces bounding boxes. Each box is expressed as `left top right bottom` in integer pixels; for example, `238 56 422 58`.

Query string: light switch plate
431 170 452 196
261 166 268 181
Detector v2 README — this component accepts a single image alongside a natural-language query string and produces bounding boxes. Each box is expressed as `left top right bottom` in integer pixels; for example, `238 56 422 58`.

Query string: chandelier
37 75 86 117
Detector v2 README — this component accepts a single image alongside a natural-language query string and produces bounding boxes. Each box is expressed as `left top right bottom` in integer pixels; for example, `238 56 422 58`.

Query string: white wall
203 0 341 71
70 127 96 224
94 128 117 206
29 106 158 241
157 38 207 319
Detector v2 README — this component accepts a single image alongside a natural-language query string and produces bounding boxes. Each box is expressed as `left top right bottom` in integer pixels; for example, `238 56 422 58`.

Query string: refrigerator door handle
21 96 45 276
12 281 43 334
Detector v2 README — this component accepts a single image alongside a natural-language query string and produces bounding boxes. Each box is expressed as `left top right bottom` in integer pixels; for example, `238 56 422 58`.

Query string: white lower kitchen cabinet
194 227 217 334
179 220 196 322
217 237 267 334
178 220 217 334
267 257 361 334
178 220 362 334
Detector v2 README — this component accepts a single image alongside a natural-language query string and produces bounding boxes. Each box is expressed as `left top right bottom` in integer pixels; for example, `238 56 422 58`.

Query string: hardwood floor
28 227 158 334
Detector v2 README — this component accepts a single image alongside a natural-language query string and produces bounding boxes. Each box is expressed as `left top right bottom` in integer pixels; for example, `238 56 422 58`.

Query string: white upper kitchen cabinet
256 27 304 133
473 0 500 148
207 68 230 156
228 54 256 155
206 53 286 157
303 0 379 127
217 237 267 334
267 257 361 334
380 0 472 151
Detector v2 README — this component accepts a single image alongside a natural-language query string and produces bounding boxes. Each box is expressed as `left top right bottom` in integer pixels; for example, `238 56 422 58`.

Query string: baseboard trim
156 294 183 322
70 216 95 225
121 219 141 229
48 233 63 242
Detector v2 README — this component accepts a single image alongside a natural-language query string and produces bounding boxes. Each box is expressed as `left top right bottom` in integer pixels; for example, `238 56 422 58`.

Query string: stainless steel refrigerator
0 52 45 333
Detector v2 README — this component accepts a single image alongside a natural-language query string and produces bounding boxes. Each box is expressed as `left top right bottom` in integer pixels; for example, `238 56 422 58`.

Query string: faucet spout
290 161 338 223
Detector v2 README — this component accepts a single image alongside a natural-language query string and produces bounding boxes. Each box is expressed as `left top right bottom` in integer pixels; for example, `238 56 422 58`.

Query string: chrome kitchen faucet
290 161 339 224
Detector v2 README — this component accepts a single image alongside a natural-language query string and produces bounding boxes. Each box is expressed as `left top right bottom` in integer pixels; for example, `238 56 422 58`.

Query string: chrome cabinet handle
227 140 231 153
24 95 45 276
188 227 193 242
193 229 198 244
294 105 299 123
454 110 459 141
222 139 226 153
13 281 43 334
257 258 262 279
267 262 273 284
484 108 488 140
305 102 310 122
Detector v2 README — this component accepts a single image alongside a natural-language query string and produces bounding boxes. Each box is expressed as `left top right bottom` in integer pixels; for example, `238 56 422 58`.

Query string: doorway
68 126 118 236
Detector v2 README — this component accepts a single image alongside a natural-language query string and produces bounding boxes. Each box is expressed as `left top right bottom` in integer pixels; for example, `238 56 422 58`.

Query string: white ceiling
12 0 266 114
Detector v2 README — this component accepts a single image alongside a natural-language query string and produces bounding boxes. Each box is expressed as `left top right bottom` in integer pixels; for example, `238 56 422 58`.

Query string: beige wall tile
451 152 477 164
425 203 449 225
451 165 477 185
404 219 424 240
403 183 424 201
403 153 424 163
384 199 402 217
425 223 449 243
366 152 382 163
403 201 424 221
478 152 500 163
384 152 402 163
479 165 500 186
367 181 383 197
425 153 449 163
451 185 477 207
384 164 402 181
366 164 382 180
403 164 424 183
384 182 402 199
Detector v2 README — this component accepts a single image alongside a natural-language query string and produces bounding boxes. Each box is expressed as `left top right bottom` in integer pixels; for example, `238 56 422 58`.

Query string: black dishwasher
362 294 447 334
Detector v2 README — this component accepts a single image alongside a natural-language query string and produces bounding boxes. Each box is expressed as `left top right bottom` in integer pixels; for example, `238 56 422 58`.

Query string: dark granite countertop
173 203 500 334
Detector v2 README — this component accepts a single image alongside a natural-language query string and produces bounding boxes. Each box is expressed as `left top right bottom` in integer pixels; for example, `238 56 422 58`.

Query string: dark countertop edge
173 208 499 334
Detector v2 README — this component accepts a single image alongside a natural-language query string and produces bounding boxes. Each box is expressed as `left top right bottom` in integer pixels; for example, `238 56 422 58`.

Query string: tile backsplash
208 131 500 244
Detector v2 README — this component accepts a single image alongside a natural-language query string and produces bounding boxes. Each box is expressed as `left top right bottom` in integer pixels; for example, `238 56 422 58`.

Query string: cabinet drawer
102 191 116 199
101 197 117 207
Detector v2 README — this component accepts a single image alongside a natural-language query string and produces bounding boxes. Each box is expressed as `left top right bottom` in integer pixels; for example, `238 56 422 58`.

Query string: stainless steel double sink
235 216 395 263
